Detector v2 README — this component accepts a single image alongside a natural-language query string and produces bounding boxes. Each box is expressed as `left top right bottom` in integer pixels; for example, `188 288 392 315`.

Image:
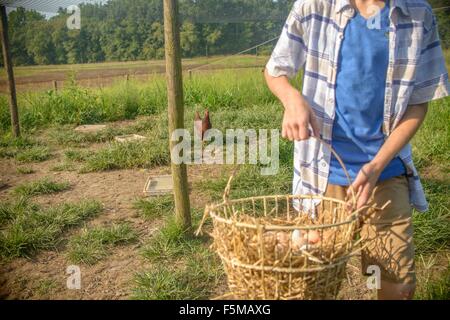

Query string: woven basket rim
217 251 352 273
213 193 348 207
205 193 367 231
209 209 358 230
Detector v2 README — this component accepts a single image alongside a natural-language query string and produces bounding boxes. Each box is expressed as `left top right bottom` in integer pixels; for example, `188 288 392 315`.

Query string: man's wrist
367 160 385 176
281 88 303 109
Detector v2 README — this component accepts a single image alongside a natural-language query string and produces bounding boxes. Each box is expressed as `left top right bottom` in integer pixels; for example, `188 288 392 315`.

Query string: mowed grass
0 134 52 163
16 166 35 175
0 133 51 163
140 215 204 262
67 223 138 265
0 117 170 174
79 139 170 173
0 54 267 78
0 199 103 260
134 195 175 220
134 246 223 300
47 117 154 148
134 206 222 300
13 178 71 197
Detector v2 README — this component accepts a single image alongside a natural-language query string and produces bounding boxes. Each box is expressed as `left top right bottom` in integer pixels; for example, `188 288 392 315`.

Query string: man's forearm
370 103 428 174
264 69 320 140
264 69 301 106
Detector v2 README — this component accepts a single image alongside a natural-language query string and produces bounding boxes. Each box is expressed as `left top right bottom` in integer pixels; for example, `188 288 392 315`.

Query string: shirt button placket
384 22 396 136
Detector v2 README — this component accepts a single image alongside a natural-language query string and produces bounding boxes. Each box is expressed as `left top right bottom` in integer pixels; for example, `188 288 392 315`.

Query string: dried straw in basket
196 137 390 300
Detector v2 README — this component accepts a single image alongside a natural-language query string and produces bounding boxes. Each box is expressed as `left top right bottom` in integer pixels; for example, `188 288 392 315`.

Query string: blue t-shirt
329 3 405 186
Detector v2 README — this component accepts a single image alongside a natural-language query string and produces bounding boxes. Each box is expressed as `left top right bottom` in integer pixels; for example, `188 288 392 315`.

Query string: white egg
292 230 303 243
291 229 307 251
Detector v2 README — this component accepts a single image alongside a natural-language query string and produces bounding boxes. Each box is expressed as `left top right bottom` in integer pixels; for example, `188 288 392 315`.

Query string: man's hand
346 103 428 209
281 91 320 141
264 70 320 141
347 162 381 209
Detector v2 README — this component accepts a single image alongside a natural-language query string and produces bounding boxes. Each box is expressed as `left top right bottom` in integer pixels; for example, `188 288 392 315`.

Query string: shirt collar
392 0 410 16
335 0 351 13
335 0 410 16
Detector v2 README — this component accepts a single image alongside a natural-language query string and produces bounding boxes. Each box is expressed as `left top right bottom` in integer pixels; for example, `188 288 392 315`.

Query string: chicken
194 111 202 139
202 110 212 136
194 110 212 140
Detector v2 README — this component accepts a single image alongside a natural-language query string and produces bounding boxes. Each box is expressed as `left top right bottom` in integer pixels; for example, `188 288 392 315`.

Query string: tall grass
416 263 450 300
413 179 450 255
0 69 280 133
412 97 450 170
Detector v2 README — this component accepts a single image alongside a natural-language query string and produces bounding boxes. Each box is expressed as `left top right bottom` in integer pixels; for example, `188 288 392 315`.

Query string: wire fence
0 0 448 92
189 4 450 75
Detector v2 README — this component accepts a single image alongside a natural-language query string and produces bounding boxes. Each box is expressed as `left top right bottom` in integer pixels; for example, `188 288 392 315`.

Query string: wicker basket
196 138 390 300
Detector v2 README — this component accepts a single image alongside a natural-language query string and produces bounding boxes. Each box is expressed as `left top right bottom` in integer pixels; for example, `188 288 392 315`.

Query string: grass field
0 55 268 93
0 54 448 300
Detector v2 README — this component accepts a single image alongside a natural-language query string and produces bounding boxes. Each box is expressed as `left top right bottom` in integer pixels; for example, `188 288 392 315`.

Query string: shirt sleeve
266 1 308 79
409 13 450 105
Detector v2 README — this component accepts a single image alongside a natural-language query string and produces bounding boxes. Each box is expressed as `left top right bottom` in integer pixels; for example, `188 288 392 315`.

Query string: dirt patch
0 132 230 300
0 155 164 299
421 164 450 183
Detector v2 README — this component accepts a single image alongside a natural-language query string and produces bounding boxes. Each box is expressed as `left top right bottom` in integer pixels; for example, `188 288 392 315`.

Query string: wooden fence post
163 0 192 230
0 5 20 137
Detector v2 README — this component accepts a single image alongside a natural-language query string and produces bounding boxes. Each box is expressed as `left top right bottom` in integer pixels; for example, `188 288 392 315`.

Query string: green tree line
1 0 449 67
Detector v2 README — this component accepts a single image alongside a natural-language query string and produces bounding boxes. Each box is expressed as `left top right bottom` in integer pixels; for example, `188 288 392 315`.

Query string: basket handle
222 136 357 207
222 166 240 202
317 137 357 207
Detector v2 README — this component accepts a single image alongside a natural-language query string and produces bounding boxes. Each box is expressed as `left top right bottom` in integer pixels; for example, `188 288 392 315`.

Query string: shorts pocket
366 176 412 225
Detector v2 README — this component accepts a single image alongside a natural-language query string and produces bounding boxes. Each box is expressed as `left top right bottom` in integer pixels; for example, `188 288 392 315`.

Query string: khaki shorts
323 175 416 285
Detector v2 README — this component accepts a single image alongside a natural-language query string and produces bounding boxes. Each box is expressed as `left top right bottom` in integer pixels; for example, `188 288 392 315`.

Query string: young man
265 0 449 299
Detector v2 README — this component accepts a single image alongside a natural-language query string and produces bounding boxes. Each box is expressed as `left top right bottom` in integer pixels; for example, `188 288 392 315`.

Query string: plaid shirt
266 0 450 212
